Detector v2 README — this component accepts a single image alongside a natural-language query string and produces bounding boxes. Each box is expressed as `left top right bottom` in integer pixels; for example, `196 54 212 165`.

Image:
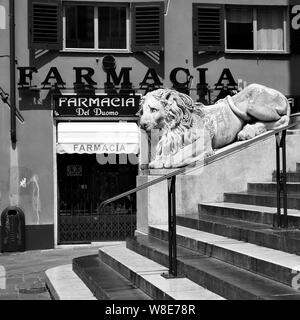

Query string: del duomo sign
53 95 140 118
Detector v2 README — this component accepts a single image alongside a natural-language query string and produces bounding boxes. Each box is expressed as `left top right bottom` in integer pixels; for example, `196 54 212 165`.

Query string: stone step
177 214 300 256
45 264 97 300
72 254 152 300
126 235 300 300
198 202 300 228
272 171 300 182
149 225 300 287
98 243 224 300
224 192 300 209
248 182 300 194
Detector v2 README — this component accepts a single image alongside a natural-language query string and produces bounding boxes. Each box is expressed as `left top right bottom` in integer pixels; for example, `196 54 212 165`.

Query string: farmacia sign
53 94 140 118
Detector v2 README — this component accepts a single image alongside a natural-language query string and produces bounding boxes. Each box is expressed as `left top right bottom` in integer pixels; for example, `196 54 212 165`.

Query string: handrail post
276 133 281 228
282 130 288 228
162 175 183 278
170 175 177 276
275 130 288 228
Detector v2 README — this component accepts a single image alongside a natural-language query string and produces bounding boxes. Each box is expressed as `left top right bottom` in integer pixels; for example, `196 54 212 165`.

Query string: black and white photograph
0 0 300 309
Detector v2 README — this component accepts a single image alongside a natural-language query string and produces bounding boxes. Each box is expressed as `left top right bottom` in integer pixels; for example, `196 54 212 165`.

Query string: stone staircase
73 163 300 300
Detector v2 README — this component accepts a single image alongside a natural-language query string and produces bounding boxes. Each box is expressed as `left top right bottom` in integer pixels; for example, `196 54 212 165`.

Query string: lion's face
139 95 167 131
139 89 197 134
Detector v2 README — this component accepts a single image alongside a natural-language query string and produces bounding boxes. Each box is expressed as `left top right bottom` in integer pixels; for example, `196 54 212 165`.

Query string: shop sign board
58 143 139 155
53 94 140 118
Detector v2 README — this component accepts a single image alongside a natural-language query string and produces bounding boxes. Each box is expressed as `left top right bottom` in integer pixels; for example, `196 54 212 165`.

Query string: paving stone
0 243 116 300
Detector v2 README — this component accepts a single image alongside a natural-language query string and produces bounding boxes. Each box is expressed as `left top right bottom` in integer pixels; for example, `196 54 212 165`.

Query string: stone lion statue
139 84 290 168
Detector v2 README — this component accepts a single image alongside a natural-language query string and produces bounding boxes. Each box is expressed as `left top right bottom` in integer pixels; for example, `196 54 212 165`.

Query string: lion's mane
141 89 205 157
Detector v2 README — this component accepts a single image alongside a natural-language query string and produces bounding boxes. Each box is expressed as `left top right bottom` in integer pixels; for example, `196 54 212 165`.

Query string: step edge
98 244 225 300
45 264 97 300
128 235 300 300
177 215 300 255
198 203 300 215
149 224 300 274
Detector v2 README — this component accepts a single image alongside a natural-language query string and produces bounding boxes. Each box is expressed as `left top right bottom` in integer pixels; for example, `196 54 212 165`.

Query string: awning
56 122 140 154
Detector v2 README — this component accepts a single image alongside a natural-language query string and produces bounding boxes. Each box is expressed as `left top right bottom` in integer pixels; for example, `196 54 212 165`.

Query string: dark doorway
57 153 138 243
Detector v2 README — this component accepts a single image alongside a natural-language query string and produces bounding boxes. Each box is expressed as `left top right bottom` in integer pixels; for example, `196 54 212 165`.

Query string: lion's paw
149 160 164 169
237 124 256 141
237 131 251 141
238 123 267 141
163 159 173 168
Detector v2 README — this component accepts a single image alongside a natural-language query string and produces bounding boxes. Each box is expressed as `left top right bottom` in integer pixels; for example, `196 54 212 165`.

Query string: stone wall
136 131 300 233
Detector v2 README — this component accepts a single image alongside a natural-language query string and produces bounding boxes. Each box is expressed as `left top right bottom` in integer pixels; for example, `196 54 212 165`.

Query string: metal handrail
99 119 300 210
99 117 300 277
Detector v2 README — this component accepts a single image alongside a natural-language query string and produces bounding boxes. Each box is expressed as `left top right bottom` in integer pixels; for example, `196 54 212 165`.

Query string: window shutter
290 5 300 53
193 4 224 52
28 0 62 50
131 2 164 52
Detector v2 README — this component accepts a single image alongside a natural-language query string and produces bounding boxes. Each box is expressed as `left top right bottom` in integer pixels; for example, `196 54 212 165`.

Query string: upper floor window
65 4 129 51
28 0 164 53
193 4 289 54
226 6 287 52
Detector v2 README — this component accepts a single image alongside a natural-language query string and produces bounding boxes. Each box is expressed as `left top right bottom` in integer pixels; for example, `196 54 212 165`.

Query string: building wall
0 0 54 250
13 0 299 95
0 0 299 249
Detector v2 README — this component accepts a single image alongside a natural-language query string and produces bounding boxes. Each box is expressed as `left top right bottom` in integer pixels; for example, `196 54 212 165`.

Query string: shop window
29 1 164 52
193 4 289 54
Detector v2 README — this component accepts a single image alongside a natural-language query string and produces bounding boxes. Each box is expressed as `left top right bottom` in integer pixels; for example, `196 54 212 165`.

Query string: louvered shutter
193 4 224 52
131 2 164 52
28 0 62 50
290 5 300 53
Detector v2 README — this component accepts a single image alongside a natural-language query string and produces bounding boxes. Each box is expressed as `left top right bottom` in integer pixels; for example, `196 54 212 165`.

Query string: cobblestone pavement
0 242 122 300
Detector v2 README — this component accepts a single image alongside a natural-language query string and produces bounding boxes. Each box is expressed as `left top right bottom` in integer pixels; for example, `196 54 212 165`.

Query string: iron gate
58 212 136 243
57 154 137 244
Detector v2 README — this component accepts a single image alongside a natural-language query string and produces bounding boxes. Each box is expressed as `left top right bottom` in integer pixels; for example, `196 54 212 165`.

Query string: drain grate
18 280 47 294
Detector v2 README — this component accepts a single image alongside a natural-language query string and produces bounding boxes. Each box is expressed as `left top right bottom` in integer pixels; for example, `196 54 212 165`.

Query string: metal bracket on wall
0 87 24 123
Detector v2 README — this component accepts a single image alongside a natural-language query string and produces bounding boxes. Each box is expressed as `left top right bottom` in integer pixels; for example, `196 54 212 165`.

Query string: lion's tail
264 115 289 130
264 96 290 130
